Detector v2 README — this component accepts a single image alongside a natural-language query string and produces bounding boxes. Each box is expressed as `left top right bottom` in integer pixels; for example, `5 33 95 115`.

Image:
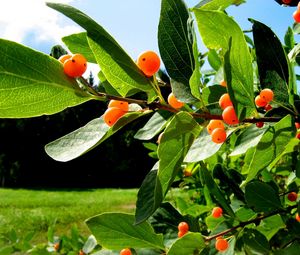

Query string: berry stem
204 204 298 242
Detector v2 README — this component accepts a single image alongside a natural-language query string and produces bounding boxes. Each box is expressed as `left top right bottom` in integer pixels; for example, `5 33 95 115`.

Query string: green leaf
251 19 291 105
171 79 197 103
62 32 96 63
0 39 92 118
47 3 156 98
202 85 227 105
245 181 282 213
184 129 233 163
167 233 205 255
86 213 165 250
257 215 285 240
242 229 270 254
245 115 296 183
207 49 222 71
158 0 194 88
157 112 201 196
134 111 173 140
135 164 163 225
230 124 268 157
284 27 295 50
201 167 235 217
45 112 149 162
235 207 257 222
195 0 238 10
194 9 255 120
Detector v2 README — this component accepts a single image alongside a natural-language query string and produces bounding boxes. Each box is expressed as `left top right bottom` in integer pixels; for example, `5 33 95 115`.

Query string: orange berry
183 170 192 177
222 106 239 125
64 54 87 78
207 120 225 135
79 250 85 255
178 230 186 238
178 222 189 233
58 54 72 64
282 0 292 4
108 100 129 112
294 10 300 23
219 93 233 110
264 104 272 111
215 238 229 252
103 107 126 127
297 133 300 139
120 248 132 255
53 243 60 251
211 128 227 144
255 95 267 108
296 213 300 222
260 89 274 103
167 93 184 109
220 79 227 87
256 122 264 128
137 51 160 77
295 122 300 129
212 207 223 218
216 236 223 240
287 192 298 202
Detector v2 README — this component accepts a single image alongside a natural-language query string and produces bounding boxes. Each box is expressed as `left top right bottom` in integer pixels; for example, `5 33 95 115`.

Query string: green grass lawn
0 188 137 245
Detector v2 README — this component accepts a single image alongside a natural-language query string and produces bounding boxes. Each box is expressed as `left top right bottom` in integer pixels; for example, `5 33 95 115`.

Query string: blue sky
0 0 298 66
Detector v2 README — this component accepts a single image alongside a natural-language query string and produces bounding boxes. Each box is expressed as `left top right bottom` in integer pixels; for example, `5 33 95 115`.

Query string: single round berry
137 51 160 77
103 107 126 127
215 238 229 252
211 128 227 144
219 93 233 110
264 104 272 111
168 93 184 109
64 54 87 78
282 0 292 4
220 79 227 87
178 222 189 233
255 95 267 108
178 230 186 238
184 170 192 177
212 207 223 218
120 248 132 255
53 243 60 251
297 133 300 139
108 100 129 112
260 89 274 103
207 120 225 135
256 122 264 128
295 122 300 129
296 213 300 222
222 106 239 125
294 10 300 23
58 54 72 64
287 192 298 202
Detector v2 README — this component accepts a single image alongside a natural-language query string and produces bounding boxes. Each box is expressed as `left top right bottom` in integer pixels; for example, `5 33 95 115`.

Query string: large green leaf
47 3 156 98
158 112 201 196
86 213 165 250
195 0 238 10
257 215 285 240
245 115 296 183
167 233 205 255
62 32 96 63
201 167 235 217
242 228 270 254
45 111 149 162
0 39 92 118
158 0 194 90
245 181 282 213
202 85 227 105
134 111 173 140
251 19 291 105
230 124 268 157
194 10 256 120
135 164 163 225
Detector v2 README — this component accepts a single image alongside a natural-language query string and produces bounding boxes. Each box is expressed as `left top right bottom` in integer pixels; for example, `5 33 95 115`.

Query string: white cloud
0 0 82 44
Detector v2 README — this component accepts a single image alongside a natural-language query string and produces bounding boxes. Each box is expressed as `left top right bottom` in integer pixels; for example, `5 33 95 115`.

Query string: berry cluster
219 92 239 126
207 120 226 144
119 248 132 255
103 100 129 127
59 53 87 78
177 221 189 238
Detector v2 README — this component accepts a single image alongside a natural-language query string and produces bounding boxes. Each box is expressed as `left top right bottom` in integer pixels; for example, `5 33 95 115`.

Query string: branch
79 78 286 123
204 204 298 242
